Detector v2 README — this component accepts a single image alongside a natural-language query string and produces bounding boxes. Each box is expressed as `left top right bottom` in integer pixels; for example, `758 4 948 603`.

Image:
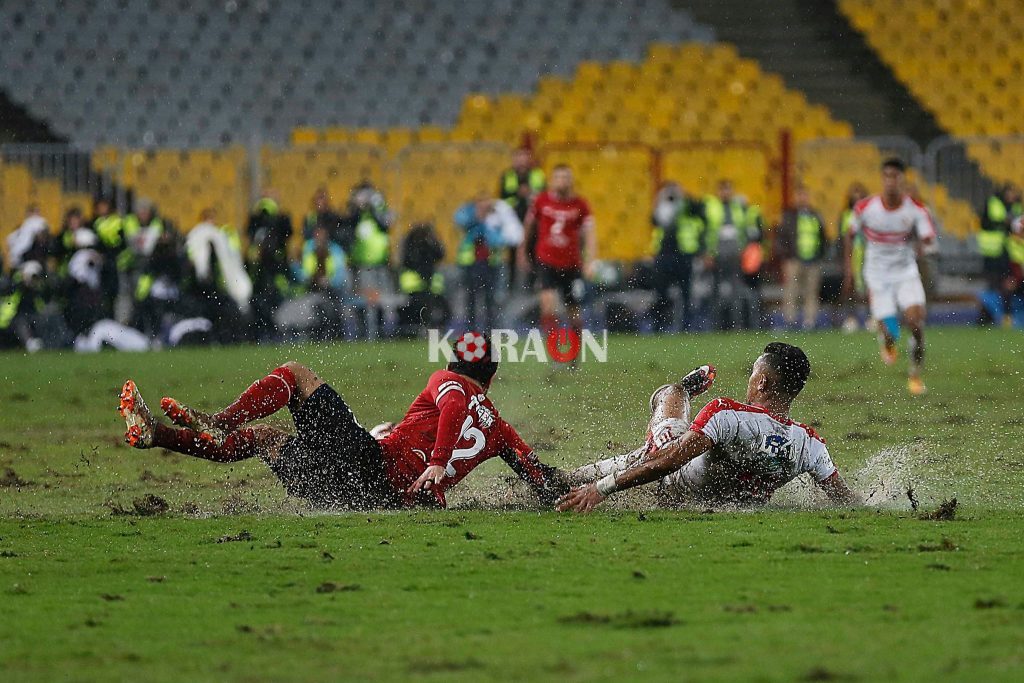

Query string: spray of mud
449 442 942 512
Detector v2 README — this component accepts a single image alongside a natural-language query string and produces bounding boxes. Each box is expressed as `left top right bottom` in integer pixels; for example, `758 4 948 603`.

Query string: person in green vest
837 182 869 332
246 191 294 340
397 222 448 337
89 196 125 310
292 225 349 340
775 185 829 330
1008 215 1024 328
977 183 1022 326
0 261 51 352
130 211 187 339
340 180 395 339
648 181 706 332
499 148 546 289
702 179 764 330
455 196 520 331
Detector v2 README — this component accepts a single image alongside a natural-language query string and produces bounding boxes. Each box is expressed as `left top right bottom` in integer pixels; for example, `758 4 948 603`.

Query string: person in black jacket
397 222 448 336
246 193 293 340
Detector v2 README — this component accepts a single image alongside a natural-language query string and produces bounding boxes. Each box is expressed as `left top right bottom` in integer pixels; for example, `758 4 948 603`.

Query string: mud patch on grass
216 530 252 544
220 494 260 515
105 494 169 516
918 538 958 552
316 582 361 593
921 498 957 521
973 597 1006 609
409 658 483 673
804 666 855 681
559 610 679 628
0 467 32 487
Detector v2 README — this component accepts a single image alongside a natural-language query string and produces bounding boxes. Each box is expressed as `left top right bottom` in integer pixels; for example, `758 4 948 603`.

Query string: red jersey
379 370 548 507
528 191 594 269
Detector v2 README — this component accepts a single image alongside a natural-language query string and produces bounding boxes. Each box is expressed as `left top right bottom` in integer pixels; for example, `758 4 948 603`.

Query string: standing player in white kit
843 157 937 396
557 343 858 512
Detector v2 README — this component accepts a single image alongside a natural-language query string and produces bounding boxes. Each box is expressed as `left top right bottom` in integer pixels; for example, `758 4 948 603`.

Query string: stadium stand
840 0 1023 138
840 0 1024 185
0 0 710 147
0 1 986 262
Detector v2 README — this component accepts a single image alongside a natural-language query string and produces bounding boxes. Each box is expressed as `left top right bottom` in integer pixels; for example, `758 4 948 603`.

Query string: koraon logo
430 329 608 364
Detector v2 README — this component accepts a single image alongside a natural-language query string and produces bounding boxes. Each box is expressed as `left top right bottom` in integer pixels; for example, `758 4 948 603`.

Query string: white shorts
866 275 926 320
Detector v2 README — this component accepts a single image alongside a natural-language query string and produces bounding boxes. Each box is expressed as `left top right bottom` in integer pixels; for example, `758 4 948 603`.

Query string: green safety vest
502 168 546 209
840 209 866 291
123 215 164 240
979 196 1009 258
456 239 505 267
1008 235 1024 265
399 269 444 295
704 196 758 255
796 213 823 261
94 214 124 249
0 291 20 329
650 203 704 256
351 211 389 267
302 248 343 283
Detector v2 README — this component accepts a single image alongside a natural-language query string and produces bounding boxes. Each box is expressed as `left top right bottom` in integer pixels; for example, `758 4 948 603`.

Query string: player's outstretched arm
556 430 713 513
817 471 860 506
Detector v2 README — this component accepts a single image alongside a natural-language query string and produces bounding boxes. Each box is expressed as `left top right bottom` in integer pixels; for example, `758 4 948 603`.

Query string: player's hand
555 484 605 513
409 465 446 493
583 260 597 280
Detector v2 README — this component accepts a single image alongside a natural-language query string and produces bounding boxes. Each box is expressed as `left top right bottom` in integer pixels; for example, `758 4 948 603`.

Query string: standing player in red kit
519 164 598 337
116 333 567 509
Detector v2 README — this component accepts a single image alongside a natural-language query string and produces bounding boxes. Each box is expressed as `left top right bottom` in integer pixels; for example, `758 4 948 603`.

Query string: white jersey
849 194 936 285
675 398 837 502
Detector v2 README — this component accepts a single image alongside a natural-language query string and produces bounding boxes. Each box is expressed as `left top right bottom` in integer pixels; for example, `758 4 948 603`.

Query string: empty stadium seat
0 0 712 147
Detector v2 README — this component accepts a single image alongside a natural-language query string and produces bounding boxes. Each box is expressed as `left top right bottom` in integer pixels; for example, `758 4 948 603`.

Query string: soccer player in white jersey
843 157 937 396
557 343 858 512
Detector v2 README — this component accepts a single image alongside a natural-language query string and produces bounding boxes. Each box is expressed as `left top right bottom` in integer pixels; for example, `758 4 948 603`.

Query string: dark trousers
651 253 695 332
464 262 497 331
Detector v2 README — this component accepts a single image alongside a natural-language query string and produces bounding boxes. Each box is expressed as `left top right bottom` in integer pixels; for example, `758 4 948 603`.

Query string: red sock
214 365 297 430
153 424 258 461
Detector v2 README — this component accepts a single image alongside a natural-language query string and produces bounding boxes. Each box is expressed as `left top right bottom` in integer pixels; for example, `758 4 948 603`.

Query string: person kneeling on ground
117 333 568 510
559 343 859 512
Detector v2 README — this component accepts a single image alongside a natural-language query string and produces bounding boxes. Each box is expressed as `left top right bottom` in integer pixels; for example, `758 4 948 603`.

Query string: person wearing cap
116 332 569 510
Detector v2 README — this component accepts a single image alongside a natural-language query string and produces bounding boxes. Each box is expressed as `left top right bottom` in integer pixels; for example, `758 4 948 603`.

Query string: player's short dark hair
551 163 571 173
447 332 498 387
761 342 811 398
881 157 906 173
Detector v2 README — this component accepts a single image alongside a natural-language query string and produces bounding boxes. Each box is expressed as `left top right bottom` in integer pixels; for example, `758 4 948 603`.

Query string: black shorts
269 384 401 510
537 263 585 305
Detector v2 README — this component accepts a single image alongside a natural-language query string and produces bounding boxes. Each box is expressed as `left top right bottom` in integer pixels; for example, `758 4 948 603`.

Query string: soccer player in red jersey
519 164 597 337
117 333 567 510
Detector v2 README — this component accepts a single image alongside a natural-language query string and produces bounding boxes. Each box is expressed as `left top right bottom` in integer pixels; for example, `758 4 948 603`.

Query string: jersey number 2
445 415 486 476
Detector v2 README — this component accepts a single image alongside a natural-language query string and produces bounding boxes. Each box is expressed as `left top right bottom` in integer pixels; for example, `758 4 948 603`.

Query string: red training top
528 190 593 270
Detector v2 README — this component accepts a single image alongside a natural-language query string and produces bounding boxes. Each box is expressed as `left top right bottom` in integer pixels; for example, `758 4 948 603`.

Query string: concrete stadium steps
838 0 1023 207
681 0 944 144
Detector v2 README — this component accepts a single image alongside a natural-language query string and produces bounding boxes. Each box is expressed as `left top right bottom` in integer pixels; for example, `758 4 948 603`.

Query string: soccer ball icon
456 332 488 362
